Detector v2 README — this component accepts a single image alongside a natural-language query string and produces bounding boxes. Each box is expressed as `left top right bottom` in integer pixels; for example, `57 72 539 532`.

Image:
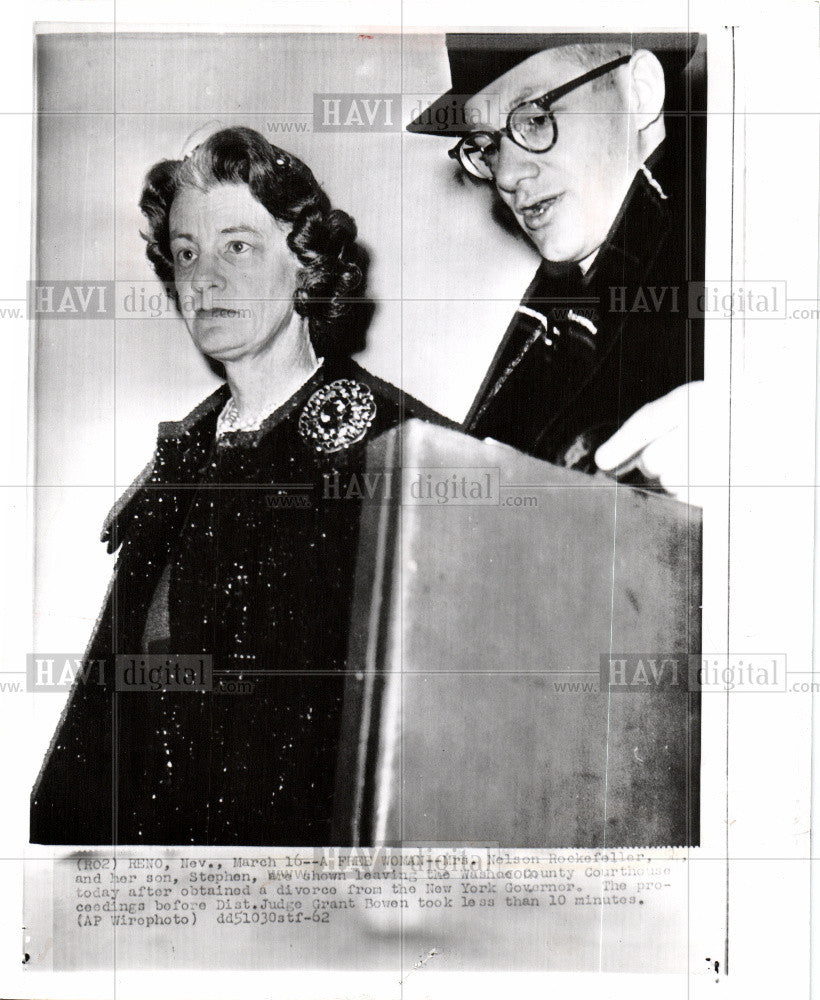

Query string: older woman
31 126 447 846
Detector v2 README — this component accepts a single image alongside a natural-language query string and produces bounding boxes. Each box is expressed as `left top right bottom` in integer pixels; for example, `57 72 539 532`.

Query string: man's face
169 182 301 363
464 48 641 264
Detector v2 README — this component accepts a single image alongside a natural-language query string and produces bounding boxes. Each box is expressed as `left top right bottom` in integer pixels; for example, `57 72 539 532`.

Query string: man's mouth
518 194 562 227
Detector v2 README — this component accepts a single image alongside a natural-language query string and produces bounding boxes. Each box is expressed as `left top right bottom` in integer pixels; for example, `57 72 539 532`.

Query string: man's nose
492 135 541 195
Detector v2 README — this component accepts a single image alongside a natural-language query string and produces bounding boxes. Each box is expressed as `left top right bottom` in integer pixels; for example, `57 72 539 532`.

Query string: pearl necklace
215 359 323 439
216 398 267 436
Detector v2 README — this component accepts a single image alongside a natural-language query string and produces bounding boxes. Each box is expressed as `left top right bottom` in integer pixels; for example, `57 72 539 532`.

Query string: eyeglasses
448 55 631 180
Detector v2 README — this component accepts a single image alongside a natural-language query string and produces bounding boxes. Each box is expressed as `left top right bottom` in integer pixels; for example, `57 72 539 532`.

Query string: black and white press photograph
28 28 706 853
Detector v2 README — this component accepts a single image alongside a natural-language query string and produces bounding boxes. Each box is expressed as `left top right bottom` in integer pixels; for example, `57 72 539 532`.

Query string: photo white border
1 1 818 998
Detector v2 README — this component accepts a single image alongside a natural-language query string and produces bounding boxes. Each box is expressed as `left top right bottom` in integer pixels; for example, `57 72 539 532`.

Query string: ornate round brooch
298 379 377 454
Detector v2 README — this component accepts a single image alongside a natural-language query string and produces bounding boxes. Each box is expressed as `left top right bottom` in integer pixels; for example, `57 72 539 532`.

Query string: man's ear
627 49 665 132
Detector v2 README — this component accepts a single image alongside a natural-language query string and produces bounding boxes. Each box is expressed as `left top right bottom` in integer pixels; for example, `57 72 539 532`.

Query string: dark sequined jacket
31 357 449 846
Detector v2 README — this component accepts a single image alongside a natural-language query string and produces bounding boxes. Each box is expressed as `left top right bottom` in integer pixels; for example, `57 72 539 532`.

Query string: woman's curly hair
139 126 363 357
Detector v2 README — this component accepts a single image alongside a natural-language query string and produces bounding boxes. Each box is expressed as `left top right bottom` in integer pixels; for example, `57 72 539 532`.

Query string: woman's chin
190 328 251 362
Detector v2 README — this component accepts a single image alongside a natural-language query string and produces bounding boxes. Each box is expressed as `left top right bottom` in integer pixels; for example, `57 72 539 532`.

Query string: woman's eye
175 248 196 266
226 240 250 255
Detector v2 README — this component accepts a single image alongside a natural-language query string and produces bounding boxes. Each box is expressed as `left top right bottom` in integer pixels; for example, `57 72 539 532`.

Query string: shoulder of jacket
156 384 229 440
326 358 458 430
100 385 229 552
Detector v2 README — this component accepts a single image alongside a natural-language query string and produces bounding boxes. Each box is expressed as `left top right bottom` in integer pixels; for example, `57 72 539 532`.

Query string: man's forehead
463 46 583 120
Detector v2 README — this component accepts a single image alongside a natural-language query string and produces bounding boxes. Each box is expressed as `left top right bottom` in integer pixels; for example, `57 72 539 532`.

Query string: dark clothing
463 139 704 473
31 357 448 846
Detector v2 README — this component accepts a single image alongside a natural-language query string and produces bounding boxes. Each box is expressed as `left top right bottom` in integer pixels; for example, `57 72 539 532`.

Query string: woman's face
169 182 301 362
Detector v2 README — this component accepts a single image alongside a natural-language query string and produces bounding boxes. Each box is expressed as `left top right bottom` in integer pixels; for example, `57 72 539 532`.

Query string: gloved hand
594 381 718 508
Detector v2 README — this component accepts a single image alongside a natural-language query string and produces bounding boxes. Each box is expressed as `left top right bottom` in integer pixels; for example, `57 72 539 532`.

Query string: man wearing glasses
408 33 705 495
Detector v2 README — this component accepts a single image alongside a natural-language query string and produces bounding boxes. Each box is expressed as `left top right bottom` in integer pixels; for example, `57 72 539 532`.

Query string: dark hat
406 31 700 137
